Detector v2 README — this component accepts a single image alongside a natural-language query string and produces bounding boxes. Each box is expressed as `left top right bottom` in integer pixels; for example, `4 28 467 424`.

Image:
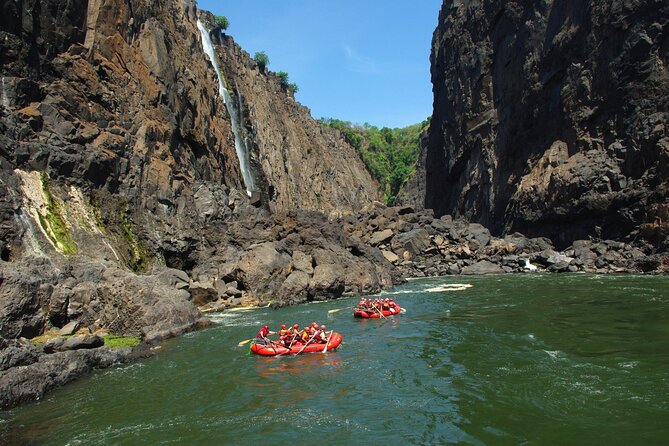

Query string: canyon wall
426 0 669 248
0 0 380 267
0 0 385 385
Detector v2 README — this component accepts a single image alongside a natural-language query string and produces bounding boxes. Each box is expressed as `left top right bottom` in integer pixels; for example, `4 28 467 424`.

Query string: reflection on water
3 274 669 445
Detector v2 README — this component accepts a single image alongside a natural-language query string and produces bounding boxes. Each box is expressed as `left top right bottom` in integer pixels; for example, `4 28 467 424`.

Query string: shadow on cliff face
426 0 669 250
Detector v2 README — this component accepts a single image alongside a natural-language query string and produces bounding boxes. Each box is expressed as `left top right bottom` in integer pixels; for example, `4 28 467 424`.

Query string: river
2 274 669 445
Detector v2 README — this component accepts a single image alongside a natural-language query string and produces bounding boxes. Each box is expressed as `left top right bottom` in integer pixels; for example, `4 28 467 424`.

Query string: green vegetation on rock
319 118 430 204
39 174 78 255
253 51 270 71
103 335 141 348
276 71 298 94
120 202 153 274
89 194 106 233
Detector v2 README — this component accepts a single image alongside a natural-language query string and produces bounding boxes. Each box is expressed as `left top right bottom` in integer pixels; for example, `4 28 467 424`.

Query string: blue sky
197 0 442 128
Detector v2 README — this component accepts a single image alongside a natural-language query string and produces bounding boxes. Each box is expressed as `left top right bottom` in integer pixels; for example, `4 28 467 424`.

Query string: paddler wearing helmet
256 325 275 345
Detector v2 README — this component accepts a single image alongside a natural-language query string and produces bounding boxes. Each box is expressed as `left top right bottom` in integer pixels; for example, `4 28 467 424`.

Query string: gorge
1 0 668 412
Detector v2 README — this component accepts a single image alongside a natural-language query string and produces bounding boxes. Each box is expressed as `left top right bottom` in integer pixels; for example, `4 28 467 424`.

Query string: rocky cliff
0 0 384 407
0 0 380 264
426 0 669 248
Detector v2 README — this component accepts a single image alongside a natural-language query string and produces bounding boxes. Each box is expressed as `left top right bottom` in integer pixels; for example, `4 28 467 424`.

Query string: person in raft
256 325 275 345
317 325 328 343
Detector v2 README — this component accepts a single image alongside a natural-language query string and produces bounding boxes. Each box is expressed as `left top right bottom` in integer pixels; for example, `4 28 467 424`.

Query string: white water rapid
196 20 255 196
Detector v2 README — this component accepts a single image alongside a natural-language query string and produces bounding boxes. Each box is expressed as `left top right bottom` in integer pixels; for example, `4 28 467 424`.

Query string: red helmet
263 325 269 329
293 324 299 328
280 324 286 329
312 322 317 327
321 325 326 330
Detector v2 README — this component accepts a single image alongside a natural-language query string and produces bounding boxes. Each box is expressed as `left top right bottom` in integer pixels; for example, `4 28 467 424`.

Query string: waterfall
196 20 255 197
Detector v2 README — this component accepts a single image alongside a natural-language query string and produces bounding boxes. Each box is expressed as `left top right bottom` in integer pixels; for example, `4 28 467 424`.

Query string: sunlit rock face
0 0 383 407
426 0 669 248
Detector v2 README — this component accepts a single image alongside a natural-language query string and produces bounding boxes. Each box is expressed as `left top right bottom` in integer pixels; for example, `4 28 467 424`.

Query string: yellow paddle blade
238 338 253 346
327 307 349 314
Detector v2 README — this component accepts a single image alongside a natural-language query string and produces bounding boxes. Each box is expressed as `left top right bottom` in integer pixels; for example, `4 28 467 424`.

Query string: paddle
327 307 351 314
238 338 254 346
296 331 318 355
322 330 333 353
277 334 297 356
372 305 386 318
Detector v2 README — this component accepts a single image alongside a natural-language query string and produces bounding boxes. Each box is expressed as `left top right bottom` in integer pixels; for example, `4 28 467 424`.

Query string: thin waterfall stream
197 20 255 196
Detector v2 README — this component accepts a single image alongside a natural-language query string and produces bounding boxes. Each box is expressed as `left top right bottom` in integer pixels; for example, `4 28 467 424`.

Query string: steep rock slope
0 0 385 407
217 38 380 214
0 0 380 265
426 0 669 248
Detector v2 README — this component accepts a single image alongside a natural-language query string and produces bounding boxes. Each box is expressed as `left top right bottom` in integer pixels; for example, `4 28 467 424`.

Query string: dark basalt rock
0 347 129 409
426 0 669 249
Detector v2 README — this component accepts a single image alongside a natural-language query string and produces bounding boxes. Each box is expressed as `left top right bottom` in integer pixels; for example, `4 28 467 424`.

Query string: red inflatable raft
250 333 343 356
353 306 402 318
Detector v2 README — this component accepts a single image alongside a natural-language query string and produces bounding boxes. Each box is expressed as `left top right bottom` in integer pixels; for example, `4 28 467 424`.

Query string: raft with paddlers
353 306 402 318
353 296 402 318
250 332 343 356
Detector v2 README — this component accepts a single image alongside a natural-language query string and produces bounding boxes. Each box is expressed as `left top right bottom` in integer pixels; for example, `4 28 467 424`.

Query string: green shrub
253 51 270 71
276 71 289 87
214 15 229 30
276 71 299 95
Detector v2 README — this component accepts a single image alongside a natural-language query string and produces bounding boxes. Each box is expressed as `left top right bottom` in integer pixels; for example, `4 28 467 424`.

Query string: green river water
2 274 669 445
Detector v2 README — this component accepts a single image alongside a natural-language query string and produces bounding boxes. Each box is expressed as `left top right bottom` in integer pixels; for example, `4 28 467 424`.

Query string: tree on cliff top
214 15 229 30
253 51 270 71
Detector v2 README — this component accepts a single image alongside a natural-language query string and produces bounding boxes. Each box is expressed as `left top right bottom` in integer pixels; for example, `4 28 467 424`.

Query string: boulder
369 229 394 246
487 238 517 255
43 337 66 353
0 348 129 409
277 270 310 303
382 250 399 263
60 335 104 351
636 256 660 272
234 242 291 292
291 250 314 274
156 268 190 289
503 233 530 252
0 341 40 371
48 286 72 327
461 260 505 275
464 223 491 250
391 228 430 258
59 321 80 336
309 264 345 298
572 242 598 265
534 249 575 267
188 283 219 307
547 261 573 273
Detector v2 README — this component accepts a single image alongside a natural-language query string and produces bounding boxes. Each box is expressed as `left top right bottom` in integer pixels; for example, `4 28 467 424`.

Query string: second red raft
353 306 402 318
250 333 343 356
